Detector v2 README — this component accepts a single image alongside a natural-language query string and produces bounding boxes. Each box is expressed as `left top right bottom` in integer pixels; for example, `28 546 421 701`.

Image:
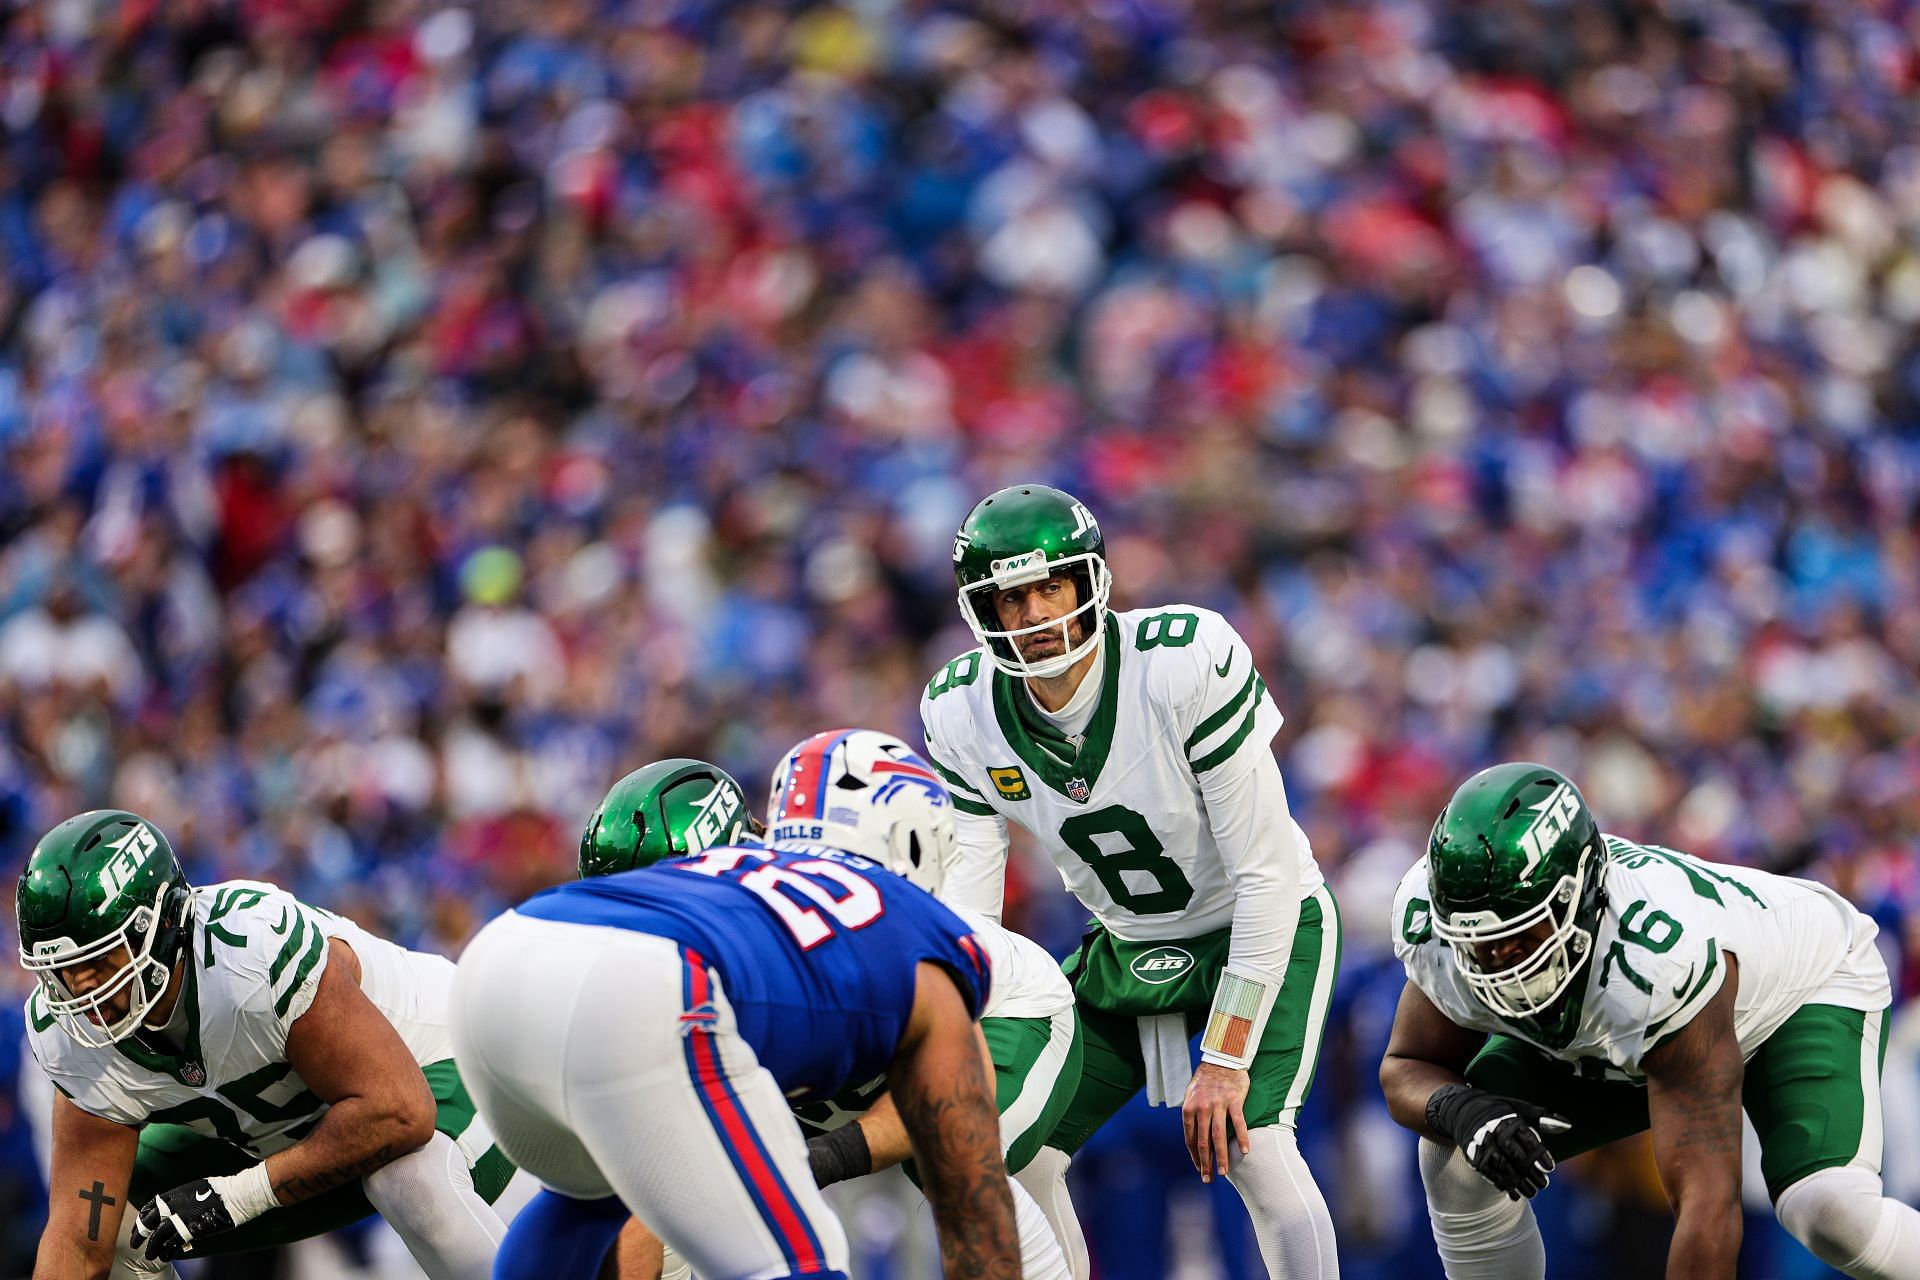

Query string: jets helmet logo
1518 784 1581 884
1068 501 1097 539
99 823 158 904
684 784 744 855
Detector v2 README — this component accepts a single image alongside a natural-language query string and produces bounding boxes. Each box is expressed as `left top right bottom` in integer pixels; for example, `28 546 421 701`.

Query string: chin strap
1200 967 1283 1069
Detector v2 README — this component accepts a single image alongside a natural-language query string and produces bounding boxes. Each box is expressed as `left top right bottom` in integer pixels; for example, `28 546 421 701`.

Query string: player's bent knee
1420 1137 1511 1218
1775 1167 1893 1270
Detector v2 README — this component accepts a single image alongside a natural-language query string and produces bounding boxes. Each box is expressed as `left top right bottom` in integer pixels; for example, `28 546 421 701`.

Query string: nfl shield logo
182 1062 205 1087
1067 777 1091 803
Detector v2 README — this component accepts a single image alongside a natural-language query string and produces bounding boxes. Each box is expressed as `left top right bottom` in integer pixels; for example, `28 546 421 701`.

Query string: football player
19 809 532 1280
450 731 1024 1280
1381 763 1920 1279
573 753 1084 1280
920 484 1340 1279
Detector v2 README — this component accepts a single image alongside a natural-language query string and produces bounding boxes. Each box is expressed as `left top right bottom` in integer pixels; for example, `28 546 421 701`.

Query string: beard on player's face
1012 612 1090 662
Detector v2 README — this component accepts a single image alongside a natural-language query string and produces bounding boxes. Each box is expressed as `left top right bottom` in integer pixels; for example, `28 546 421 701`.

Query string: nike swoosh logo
1671 966 1696 998
1215 649 1233 678
270 907 290 936
195 1189 213 1202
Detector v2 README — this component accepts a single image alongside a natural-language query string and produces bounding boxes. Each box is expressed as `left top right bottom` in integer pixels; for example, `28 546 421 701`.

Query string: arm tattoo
272 1144 399 1204
893 1055 1020 1280
1659 1027 1744 1158
79 1180 116 1241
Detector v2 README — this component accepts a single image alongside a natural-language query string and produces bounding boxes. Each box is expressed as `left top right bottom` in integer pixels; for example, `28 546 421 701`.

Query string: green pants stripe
984 1008 1084 1174
126 1057 513 1257
1048 883 1343 1153
1465 1002 1890 1201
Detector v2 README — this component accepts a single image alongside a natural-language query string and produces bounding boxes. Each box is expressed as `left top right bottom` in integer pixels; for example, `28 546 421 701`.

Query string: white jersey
1393 837 1890 1080
921 606 1322 942
27 879 459 1154
956 906 1074 1022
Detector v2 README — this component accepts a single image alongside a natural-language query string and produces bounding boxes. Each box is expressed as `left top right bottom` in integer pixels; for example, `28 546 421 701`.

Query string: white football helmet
767 729 957 896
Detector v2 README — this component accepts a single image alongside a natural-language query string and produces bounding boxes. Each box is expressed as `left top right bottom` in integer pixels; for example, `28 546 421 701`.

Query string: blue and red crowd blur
0 1 1915 1275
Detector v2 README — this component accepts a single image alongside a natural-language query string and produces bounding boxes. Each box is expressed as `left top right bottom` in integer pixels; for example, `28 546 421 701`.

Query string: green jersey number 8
1058 805 1195 915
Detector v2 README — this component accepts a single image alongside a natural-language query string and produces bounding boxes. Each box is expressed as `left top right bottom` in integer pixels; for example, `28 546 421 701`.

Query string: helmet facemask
21 883 179 1047
959 551 1112 679
1434 861 1597 1021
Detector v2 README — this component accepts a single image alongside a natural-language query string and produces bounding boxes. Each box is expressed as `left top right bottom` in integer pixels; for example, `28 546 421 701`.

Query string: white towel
1139 1012 1194 1107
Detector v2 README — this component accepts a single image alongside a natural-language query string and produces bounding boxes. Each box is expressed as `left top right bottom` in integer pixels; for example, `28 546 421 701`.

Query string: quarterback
1381 763 1920 1280
565 750 1082 1280
920 484 1340 1279
18 809 529 1280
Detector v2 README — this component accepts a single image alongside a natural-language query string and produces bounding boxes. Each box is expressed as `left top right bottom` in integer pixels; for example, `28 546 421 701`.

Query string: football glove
130 1179 240 1261
1426 1083 1572 1201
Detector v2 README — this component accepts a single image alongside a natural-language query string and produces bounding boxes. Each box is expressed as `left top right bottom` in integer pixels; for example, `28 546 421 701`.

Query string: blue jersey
516 844 992 1101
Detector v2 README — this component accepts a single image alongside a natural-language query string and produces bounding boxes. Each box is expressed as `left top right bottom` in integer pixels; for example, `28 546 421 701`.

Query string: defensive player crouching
1381 763 1920 1280
450 730 1025 1280
20 810 531 1280
570 747 1082 1280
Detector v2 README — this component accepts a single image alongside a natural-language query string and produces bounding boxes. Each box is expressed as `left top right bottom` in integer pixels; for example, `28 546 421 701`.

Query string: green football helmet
16 810 194 1047
1427 764 1606 1021
952 484 1112 678
579 759 760 878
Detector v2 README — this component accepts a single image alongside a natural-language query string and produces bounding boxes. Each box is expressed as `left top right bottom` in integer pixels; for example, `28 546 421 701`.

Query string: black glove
806 1122 873 1187
129 1178 239 1262
1426 1084 1572 1201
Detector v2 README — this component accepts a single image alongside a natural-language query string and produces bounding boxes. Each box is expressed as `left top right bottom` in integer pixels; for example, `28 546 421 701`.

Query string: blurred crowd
2 0 1918 1275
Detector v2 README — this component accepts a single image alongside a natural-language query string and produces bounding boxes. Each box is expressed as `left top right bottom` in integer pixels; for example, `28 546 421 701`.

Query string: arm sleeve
943 808 1013 922
1171 612 1308 1068
921 699 1014 922
1202 748 1303 986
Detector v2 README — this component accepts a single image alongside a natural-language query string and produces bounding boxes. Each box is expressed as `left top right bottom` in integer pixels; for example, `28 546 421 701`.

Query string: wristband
1200 967 1283 1069
209 1163 279 1226
806 1123 873 1187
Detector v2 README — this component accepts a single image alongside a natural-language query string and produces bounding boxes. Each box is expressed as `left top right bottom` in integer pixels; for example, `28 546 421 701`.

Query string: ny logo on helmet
100 823 159 904
1518 784 1581 884
1068 502 1097 539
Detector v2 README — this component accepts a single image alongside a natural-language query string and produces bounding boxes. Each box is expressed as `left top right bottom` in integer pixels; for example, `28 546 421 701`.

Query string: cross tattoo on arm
79 1181 116 1242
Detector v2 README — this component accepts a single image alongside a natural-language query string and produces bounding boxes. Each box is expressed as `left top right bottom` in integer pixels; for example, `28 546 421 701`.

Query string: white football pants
451 911 850 1280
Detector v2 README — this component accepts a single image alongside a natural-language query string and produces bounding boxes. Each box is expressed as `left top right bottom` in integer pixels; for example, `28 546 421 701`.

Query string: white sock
659 1244 693 1280
1224 1124 1339 1279
1009 1171 1073 1280
1013 1146 1090 1280
362 1130 510 1280
1775 1165 1920 1280
1418 1137 1543 1280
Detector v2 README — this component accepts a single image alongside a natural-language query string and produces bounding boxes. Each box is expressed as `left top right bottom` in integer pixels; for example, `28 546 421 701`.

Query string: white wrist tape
209 1163 279 1225
1200 967 1283 1070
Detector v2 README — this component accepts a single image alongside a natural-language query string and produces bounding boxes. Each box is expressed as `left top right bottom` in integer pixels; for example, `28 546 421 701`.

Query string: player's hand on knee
129 1178 242 1261
1425 1083 1571 1201
1182 1061 1252 1183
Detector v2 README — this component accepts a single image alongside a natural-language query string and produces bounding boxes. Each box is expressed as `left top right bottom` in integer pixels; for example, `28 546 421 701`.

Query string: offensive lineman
450 730 1024 1280
920 484 1341 1279
569 752 1082 1280
19 809 530 1280
1381 763 1920 1279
